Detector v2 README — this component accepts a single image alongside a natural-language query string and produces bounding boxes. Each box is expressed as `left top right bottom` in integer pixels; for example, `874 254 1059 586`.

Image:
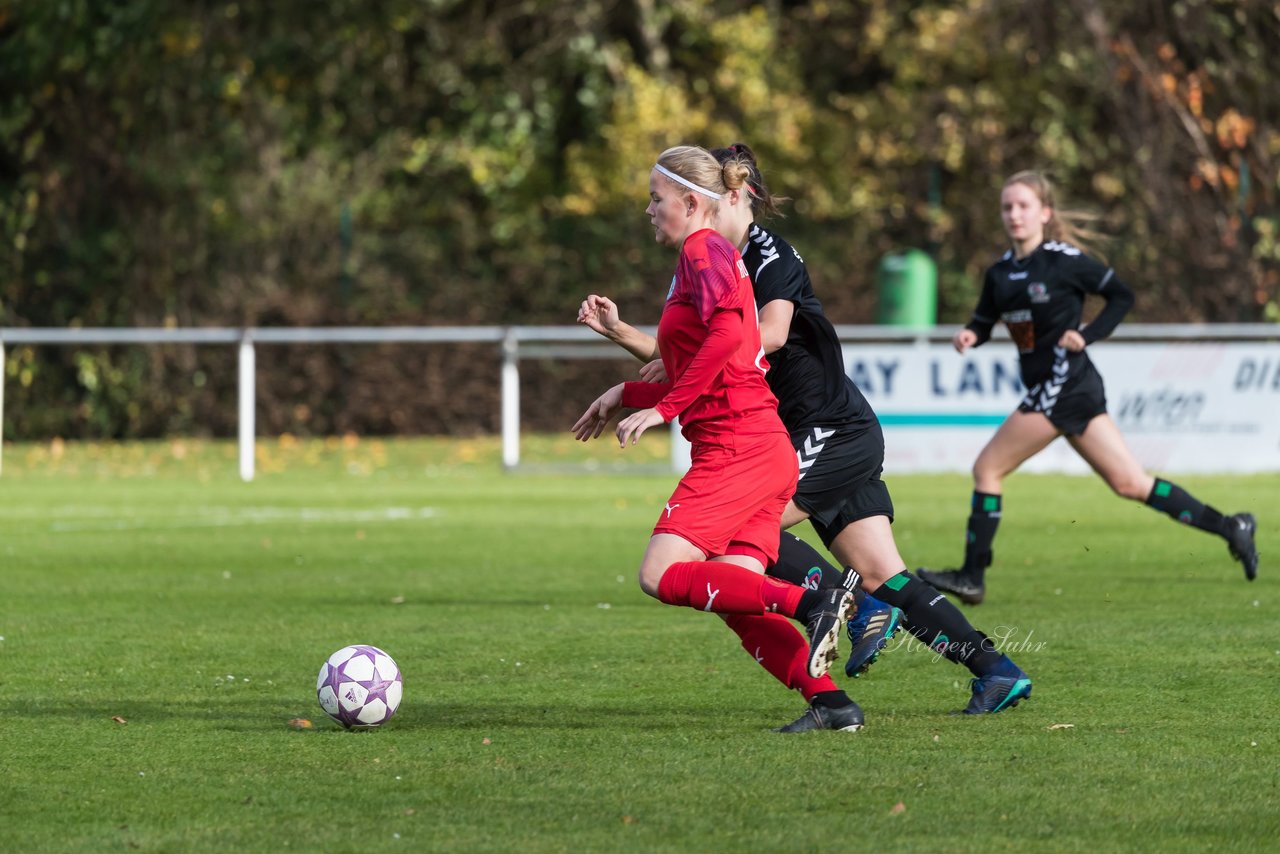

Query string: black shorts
791 422 895 548
1017 356 1107 436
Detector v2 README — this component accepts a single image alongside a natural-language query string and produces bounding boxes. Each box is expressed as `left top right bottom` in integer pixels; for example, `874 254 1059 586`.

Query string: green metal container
876 249 937 326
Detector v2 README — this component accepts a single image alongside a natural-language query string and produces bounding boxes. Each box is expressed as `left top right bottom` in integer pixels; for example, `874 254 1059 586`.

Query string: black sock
769 532 869 609
796 588 823 622
872 571 1003 676
811 690 853 709
1145 478 1228 536
768 532 836 590
962 491 1002 578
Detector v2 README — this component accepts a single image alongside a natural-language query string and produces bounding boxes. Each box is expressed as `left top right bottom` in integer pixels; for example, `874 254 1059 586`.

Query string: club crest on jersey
1028 282 1050 303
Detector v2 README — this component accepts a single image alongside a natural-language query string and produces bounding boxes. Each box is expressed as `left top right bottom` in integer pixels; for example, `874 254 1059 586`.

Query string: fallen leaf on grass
1046 723 1075 731
482 737 492 745
889 802 906 815
287 718 313 730
111 716 128 725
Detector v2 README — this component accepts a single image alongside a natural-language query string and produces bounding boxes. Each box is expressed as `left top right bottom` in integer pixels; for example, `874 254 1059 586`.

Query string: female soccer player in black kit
919 171 1258 605
580 144 1033 723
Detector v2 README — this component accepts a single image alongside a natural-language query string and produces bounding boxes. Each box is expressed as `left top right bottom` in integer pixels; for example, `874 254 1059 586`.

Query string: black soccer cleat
803 568 860 679
774 699 865 733
1225 513 1259 581
958 669 1033 715
917 567 986 605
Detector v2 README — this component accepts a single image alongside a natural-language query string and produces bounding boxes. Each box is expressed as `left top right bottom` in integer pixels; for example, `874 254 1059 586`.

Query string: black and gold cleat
916 567 986 605
803 568 860 678
774 699 864 733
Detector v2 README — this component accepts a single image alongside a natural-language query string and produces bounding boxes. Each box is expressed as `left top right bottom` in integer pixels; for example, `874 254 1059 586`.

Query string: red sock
724 613 839 700
656 561 772 613
760 576 806 618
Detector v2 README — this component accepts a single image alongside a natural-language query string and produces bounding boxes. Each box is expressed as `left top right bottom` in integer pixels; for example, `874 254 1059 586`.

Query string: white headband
653 163 722 200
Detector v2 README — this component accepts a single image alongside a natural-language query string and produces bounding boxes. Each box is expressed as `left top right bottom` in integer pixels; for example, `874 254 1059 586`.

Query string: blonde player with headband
572 145 864 732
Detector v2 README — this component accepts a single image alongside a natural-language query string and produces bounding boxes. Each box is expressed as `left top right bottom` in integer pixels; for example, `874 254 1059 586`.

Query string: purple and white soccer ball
316 645 403 729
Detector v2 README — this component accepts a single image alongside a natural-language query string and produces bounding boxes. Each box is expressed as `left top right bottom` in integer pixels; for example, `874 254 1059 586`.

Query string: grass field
1 434 1276 852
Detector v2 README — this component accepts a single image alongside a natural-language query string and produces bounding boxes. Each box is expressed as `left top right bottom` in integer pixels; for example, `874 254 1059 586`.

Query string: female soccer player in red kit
572 145 863 731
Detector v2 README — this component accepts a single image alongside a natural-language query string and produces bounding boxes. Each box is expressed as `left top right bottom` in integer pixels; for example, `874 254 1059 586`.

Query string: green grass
0 435 1276 852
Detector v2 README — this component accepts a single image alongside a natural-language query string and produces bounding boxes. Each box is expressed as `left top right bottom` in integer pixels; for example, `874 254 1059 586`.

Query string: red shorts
652 431 798 565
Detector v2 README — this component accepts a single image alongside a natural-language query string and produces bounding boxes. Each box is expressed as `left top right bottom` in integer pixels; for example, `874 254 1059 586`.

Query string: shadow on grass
391 701 697 732
0 697 695 733
299 597 649 610
0 697 304 728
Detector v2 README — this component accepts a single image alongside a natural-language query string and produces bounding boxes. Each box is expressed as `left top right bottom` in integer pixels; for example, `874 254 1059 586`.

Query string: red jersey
622 228 785 444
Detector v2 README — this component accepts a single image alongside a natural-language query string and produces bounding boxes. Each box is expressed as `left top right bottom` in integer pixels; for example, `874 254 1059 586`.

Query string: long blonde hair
1004 170 1106 259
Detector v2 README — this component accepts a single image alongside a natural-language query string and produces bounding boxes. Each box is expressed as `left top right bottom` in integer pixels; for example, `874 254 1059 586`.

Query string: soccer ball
316 645 403 729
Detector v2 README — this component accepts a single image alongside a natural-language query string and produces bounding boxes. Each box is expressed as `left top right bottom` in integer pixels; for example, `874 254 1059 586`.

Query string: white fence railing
1 324 1276 479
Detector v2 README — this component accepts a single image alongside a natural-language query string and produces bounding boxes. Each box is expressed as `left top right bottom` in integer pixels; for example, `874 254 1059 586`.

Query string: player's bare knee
856 562 900 587
1108 475 1148 501
971 452 1001 479
829 543 898 587
636 563 665 597
1122 482 1149 501
972 463 1002 492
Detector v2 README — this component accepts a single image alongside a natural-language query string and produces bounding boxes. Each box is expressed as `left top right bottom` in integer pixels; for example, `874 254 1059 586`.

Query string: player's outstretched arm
571 383 624 442
616 408 665 448
577 294 659 363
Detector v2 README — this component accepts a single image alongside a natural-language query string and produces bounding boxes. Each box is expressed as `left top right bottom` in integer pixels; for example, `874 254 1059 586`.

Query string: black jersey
966 240 1135 387
741 223 877 433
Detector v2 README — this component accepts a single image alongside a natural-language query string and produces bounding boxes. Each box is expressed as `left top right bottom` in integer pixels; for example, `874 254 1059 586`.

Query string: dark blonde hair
1004 170 1106 258
709 142 789 219
655 145 751 213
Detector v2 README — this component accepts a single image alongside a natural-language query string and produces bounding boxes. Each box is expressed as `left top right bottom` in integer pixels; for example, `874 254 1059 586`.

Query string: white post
671 418 691 473
238 332 255 482
0 342 5 477
501 328 519 469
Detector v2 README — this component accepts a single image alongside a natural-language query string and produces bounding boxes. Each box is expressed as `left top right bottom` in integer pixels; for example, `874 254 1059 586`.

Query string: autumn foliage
2 1 1276 437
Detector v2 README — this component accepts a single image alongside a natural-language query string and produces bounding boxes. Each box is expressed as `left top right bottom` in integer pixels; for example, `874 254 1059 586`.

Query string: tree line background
2 0 1277 439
